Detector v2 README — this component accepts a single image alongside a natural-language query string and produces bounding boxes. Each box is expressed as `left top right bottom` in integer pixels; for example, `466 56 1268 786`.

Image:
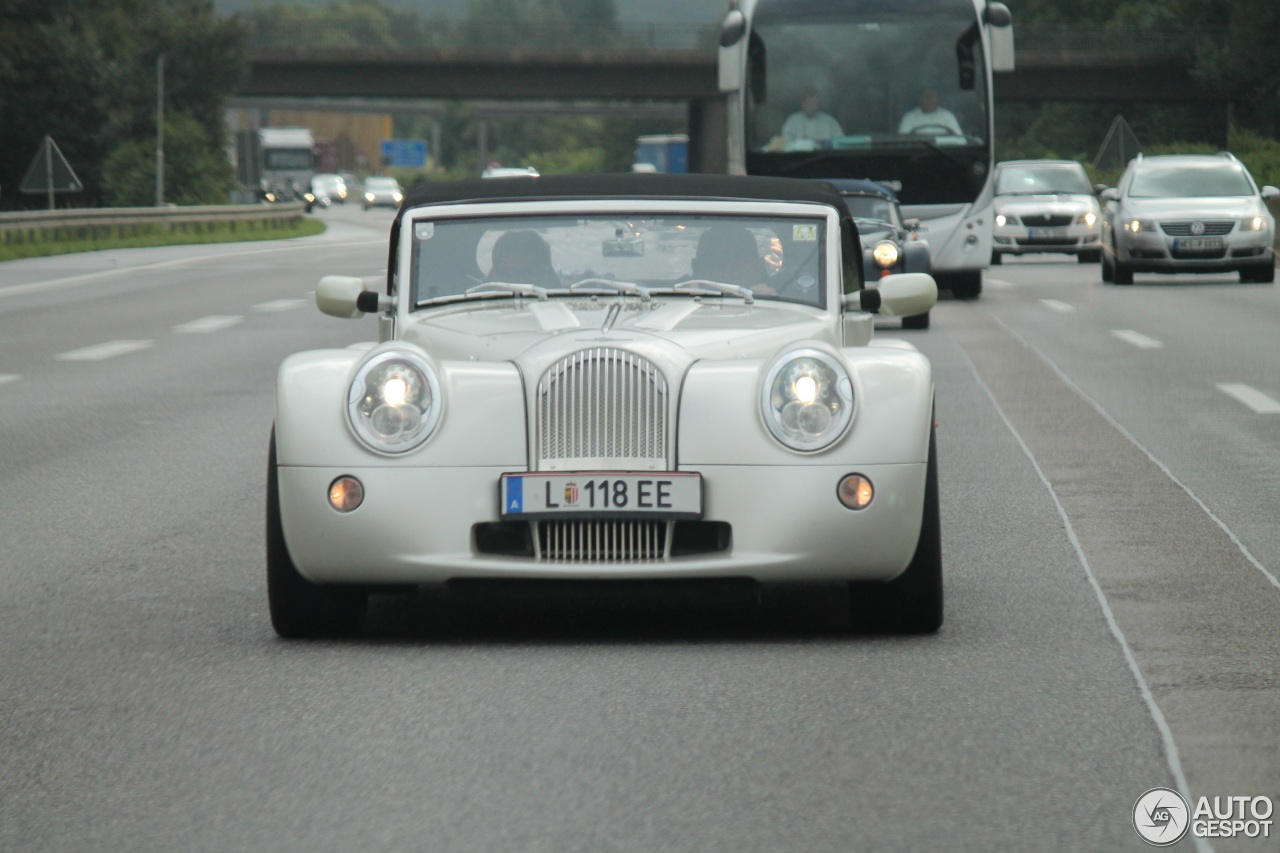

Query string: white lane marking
0 374 20 386
1111 329 1163 349
1041 299 1076 313
0 239 383 300
984 276 1014 289
1217 383 1280 414
55 340 155 362
173 314 243 334
252 298 305 312
958 347 1211 853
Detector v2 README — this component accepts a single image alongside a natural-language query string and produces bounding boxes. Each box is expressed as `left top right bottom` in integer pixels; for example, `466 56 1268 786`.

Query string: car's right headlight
760 349 854 452
995 212 1017 227
872 240 900 269
347 350 442 453
1124 218 1154 234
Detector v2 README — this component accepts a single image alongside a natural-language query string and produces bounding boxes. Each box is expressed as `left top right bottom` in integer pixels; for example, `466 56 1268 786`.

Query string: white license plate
1028 226 1066 238
1175 237 1224 250
500 472 703 520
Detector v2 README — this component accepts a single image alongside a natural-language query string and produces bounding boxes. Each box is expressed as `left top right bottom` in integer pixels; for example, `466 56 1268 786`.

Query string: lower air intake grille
539 520 668 562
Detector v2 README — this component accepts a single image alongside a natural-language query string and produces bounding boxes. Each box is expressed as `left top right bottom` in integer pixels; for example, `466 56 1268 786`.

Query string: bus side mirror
718 10 746 92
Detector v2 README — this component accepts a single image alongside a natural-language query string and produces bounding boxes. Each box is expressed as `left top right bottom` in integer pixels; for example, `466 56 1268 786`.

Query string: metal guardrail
0 202 308 247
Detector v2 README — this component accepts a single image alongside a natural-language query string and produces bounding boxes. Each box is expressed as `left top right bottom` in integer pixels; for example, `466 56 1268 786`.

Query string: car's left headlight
761 349 854 452
1243 215 1266 232
1079 210 1098 227
872 240 900 269
348 350 442 453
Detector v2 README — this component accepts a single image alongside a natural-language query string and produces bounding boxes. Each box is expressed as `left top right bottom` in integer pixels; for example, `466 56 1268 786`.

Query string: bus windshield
743 0 991 206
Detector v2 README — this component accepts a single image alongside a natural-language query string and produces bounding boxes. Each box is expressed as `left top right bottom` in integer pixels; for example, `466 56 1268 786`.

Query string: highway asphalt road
2 205 1277 852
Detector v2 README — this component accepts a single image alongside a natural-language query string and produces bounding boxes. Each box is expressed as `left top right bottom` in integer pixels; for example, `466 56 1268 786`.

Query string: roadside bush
101 114 234 207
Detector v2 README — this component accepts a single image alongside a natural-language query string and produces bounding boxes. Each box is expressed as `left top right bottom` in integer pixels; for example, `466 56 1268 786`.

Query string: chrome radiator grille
536 348 669 469
1161 220 1234 236
538 520 669 562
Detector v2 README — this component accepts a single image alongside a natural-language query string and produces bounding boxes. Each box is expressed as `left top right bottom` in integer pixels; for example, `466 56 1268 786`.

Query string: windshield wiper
568 278 652 301
674 279 755 304
465 281 549 301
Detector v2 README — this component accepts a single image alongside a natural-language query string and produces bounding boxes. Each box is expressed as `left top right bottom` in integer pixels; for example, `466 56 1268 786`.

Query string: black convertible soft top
386 172 862 292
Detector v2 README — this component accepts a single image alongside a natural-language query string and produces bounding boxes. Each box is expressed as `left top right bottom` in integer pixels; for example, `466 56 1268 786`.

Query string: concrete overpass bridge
236 25 1224 172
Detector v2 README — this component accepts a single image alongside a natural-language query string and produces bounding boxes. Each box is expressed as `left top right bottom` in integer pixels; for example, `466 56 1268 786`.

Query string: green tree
101 113 235 206
0 0 245 209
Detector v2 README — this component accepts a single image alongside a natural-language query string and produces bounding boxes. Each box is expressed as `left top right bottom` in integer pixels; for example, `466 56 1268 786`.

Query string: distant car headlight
872 240 900 269
347 350 441 453
393 191 404 203
1243 215 1266 231
1079 211 1098 227
1124 218 1154 233
995 213 1016 227
365 192 376 203
761 349 854 452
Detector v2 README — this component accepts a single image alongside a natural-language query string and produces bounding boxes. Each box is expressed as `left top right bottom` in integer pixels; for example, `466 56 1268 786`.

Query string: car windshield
409 213 827 309
841 195 900 228
996 165 1091 195
1128 163 1255 198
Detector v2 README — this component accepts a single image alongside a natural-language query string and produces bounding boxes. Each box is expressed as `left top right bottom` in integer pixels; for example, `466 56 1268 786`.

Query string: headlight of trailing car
347 350 441 453
1079 211 1098 227
761 349 854 452
1124 218 1154 234
995 212 1017 227
872 240 900 269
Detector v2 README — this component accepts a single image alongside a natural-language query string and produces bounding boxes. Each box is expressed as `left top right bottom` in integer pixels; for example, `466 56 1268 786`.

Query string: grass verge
0 217 327 263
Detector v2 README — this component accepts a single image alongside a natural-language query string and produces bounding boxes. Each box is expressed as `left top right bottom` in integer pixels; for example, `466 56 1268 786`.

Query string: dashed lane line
54 340 155 362
1216 383 1280 414
1040 299 1075 313
173 315 244 334
252 299 306 312
0 374 20 386
1111 329 1163 349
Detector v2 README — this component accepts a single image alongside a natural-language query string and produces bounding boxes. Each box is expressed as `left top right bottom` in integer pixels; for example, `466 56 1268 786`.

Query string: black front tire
989 251 1002 265
947 271 982 300
267 430 367 639
1113 259 1134 285
849 419 942 634
902 311 930 330
1242 263 1275 284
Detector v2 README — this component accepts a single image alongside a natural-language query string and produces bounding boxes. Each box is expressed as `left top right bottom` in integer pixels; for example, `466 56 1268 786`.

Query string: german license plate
1175 237 1223 250
1028 226 1066 238
500 472 702 520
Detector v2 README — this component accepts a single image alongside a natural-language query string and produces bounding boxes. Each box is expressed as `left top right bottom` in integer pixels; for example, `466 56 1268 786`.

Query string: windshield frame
399 199 841 314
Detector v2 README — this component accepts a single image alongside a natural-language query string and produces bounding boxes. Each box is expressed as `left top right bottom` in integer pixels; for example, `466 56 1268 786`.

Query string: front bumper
1115 231 1273 273
993 224 1100 255
278 462 926 585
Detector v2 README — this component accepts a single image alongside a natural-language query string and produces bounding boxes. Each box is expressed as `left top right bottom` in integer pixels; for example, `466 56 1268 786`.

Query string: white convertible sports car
269 174 941 637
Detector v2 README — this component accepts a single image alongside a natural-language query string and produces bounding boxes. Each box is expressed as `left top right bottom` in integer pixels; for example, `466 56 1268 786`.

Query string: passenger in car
488 229 559 287
691 225 771 291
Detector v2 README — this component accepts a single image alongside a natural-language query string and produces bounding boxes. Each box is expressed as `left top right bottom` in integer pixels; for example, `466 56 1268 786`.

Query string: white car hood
996 193 1096 215
1121 196 1260 218
402 298 834 368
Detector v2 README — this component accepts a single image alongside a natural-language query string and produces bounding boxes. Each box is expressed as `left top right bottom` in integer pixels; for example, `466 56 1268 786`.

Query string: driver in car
898 86 962 135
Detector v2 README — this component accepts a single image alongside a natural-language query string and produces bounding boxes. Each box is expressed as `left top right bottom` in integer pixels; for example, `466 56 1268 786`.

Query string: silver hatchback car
1100 153 1278 284
992 160 1102 264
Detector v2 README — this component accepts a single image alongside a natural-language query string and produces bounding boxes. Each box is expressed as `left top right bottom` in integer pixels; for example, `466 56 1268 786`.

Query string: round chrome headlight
347 350 441 453
872 240 900 269
761 349 854 452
